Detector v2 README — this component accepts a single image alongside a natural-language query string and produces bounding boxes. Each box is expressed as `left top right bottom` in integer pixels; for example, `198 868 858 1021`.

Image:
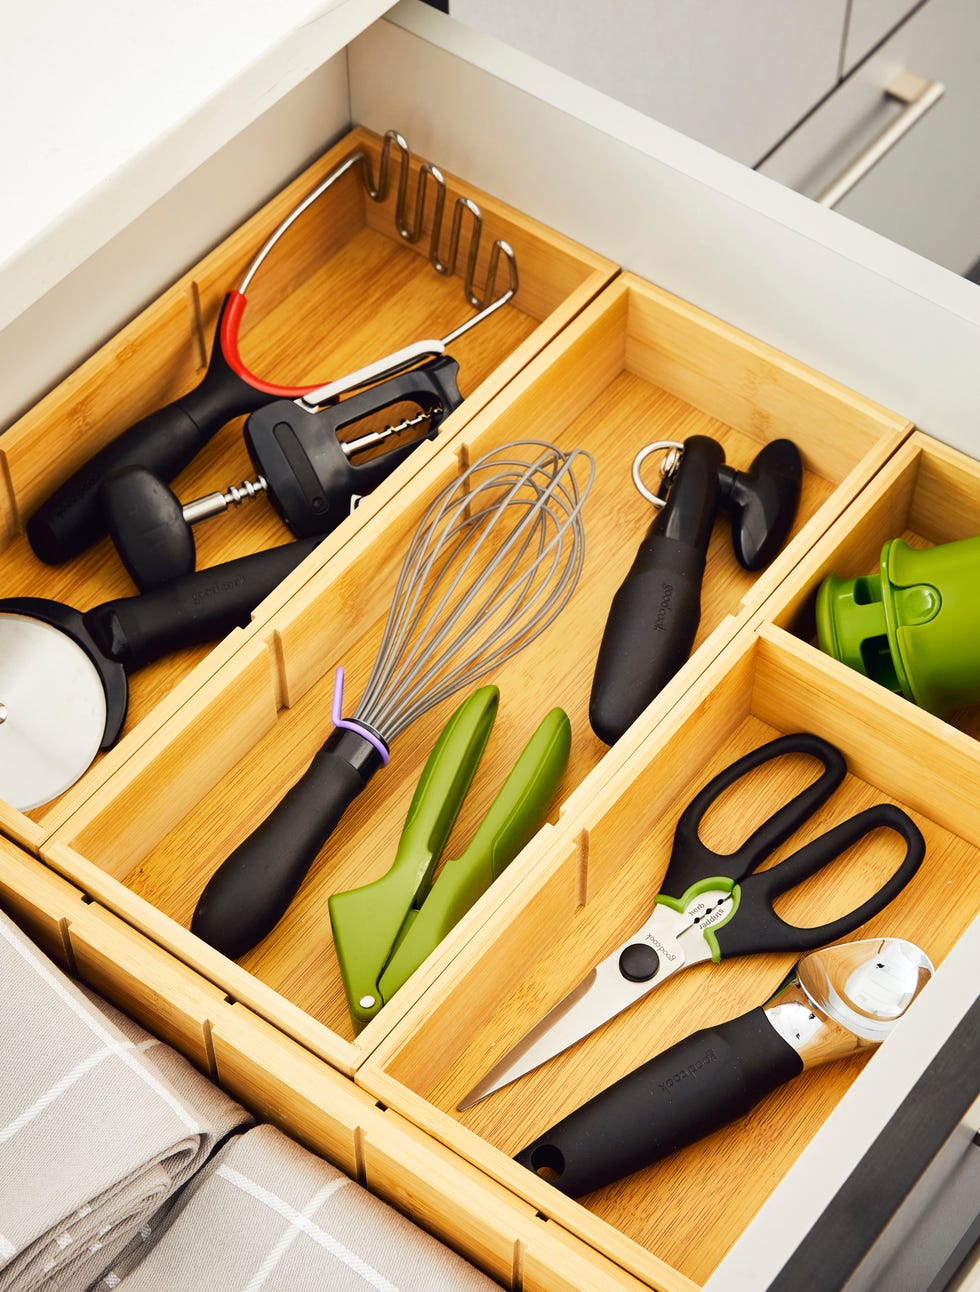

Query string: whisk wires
354 441 595 742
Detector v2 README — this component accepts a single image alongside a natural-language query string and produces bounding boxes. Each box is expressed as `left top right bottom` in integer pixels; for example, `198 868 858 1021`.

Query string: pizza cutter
0 537 319 811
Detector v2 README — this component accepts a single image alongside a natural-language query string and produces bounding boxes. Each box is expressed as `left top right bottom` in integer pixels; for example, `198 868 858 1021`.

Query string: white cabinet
758 0 980 275
446 0 848 166
844 0 922 71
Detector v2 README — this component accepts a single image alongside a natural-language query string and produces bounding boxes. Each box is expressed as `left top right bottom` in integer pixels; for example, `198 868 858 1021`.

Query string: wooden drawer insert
359 623 980 1290
33 271 914 1084
0 836 649 1291
757 429 980 747
0 125 613 851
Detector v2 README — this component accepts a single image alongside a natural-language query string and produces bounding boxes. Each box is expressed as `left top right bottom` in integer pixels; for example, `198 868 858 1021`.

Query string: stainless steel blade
0 613 107 810
458 915 692 1110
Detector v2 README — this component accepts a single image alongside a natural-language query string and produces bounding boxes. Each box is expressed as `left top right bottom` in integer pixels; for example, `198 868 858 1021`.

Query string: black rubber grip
83 537 321 672
662 733 846 897
716 802 926 958
191 727 385 960
514 1007 803 1197
589 435 724 746
26 296 269 564
589 533 706 744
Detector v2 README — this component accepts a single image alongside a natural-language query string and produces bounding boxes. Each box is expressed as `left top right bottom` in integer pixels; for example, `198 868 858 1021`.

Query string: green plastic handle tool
329 686 571 1032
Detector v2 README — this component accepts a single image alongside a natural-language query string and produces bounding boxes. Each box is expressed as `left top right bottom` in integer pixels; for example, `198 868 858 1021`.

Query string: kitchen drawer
0 836 646 1291
359 620 980 1290
0 125 613 853
759 0 980 274
5 4 980 1288
30 273 909 1083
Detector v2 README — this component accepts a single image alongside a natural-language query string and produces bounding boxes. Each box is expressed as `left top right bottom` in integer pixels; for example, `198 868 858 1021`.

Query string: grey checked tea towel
0 910 250 1292
116 1123 502 1291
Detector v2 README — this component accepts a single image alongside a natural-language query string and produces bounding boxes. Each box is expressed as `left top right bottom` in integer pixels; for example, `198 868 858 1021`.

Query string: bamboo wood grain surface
360 626 980 1287
47 274 905 1045
0 127 611 843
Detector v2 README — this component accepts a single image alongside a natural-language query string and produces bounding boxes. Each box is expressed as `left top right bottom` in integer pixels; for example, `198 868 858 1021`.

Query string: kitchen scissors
459 732 925 1108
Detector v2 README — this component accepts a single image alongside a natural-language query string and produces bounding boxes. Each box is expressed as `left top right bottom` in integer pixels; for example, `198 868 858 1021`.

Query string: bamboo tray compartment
37 272 914 1082
359 624 980 1291
757 430 980 747
0 125 614 851
0 839 649 1292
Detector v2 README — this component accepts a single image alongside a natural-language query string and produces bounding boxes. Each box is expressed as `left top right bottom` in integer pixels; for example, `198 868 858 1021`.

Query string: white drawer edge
363 4 980 458
0 0 396 336
704 912 980 1291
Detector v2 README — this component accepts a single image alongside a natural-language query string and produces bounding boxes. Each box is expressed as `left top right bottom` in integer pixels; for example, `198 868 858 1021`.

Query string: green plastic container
815 535 980 718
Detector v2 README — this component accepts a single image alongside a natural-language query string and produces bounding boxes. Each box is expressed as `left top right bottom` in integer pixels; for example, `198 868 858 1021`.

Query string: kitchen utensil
329 685 571 1032
458 731 924 1108
191 439 595 961
589 435 802 744
514 936 933 1196
26 129 518 566
100 356 463 590
816 534 980 717
0 538 319 810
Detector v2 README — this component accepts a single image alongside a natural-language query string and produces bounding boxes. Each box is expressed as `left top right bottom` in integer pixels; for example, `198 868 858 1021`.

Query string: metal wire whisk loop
353 440 595 743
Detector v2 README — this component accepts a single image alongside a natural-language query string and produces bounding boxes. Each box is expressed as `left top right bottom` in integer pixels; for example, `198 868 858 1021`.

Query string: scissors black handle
716 803 924 957
663 733 847 897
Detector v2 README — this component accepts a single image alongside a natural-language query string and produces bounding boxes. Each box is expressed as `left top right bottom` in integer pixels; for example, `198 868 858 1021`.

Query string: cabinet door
446 0 848 167
759 0 980 275
844 0 921 72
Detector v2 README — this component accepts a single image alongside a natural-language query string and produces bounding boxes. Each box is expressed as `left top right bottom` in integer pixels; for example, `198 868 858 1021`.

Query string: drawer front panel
759 0 980 274
448 0 847 167
843 0 922 72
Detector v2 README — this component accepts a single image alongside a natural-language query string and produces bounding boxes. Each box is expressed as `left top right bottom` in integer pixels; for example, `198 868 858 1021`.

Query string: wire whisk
192 441 595 961
356 441 592 739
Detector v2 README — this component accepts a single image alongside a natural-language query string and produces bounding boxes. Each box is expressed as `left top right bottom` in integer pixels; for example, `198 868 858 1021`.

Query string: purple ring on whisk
331 667 390 765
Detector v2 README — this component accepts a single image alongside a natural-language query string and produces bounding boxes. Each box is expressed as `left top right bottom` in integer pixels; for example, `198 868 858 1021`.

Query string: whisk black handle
191 727 386 960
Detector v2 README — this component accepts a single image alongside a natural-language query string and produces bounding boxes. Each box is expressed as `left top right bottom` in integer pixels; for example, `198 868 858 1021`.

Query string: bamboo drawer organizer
1 133 948 1288
758 430 980 748
0 125 614 851
27 271 915 1087
360 621 980 1290
0 836 651 1292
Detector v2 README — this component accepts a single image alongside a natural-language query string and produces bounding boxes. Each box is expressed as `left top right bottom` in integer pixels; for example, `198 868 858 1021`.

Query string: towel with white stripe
0 912 250 1292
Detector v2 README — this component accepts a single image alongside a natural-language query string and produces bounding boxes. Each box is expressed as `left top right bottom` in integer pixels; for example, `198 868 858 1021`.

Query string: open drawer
5 5 980 1288
358 623 980 1290
34 271 910 1080
0 836 652 1291
0 125 613 852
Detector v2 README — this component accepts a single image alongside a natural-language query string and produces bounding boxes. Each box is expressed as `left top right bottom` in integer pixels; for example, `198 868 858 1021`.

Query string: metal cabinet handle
817 72 945 209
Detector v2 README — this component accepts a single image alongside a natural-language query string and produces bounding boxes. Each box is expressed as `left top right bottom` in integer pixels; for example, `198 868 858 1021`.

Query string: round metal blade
0 612 107 811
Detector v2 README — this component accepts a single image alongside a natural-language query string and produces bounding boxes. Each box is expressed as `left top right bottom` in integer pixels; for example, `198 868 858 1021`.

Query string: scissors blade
457 908 693 1110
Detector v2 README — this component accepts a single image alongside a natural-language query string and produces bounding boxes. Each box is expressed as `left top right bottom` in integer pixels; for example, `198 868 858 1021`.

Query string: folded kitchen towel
0 910 250 1292
116 1123 502 1291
